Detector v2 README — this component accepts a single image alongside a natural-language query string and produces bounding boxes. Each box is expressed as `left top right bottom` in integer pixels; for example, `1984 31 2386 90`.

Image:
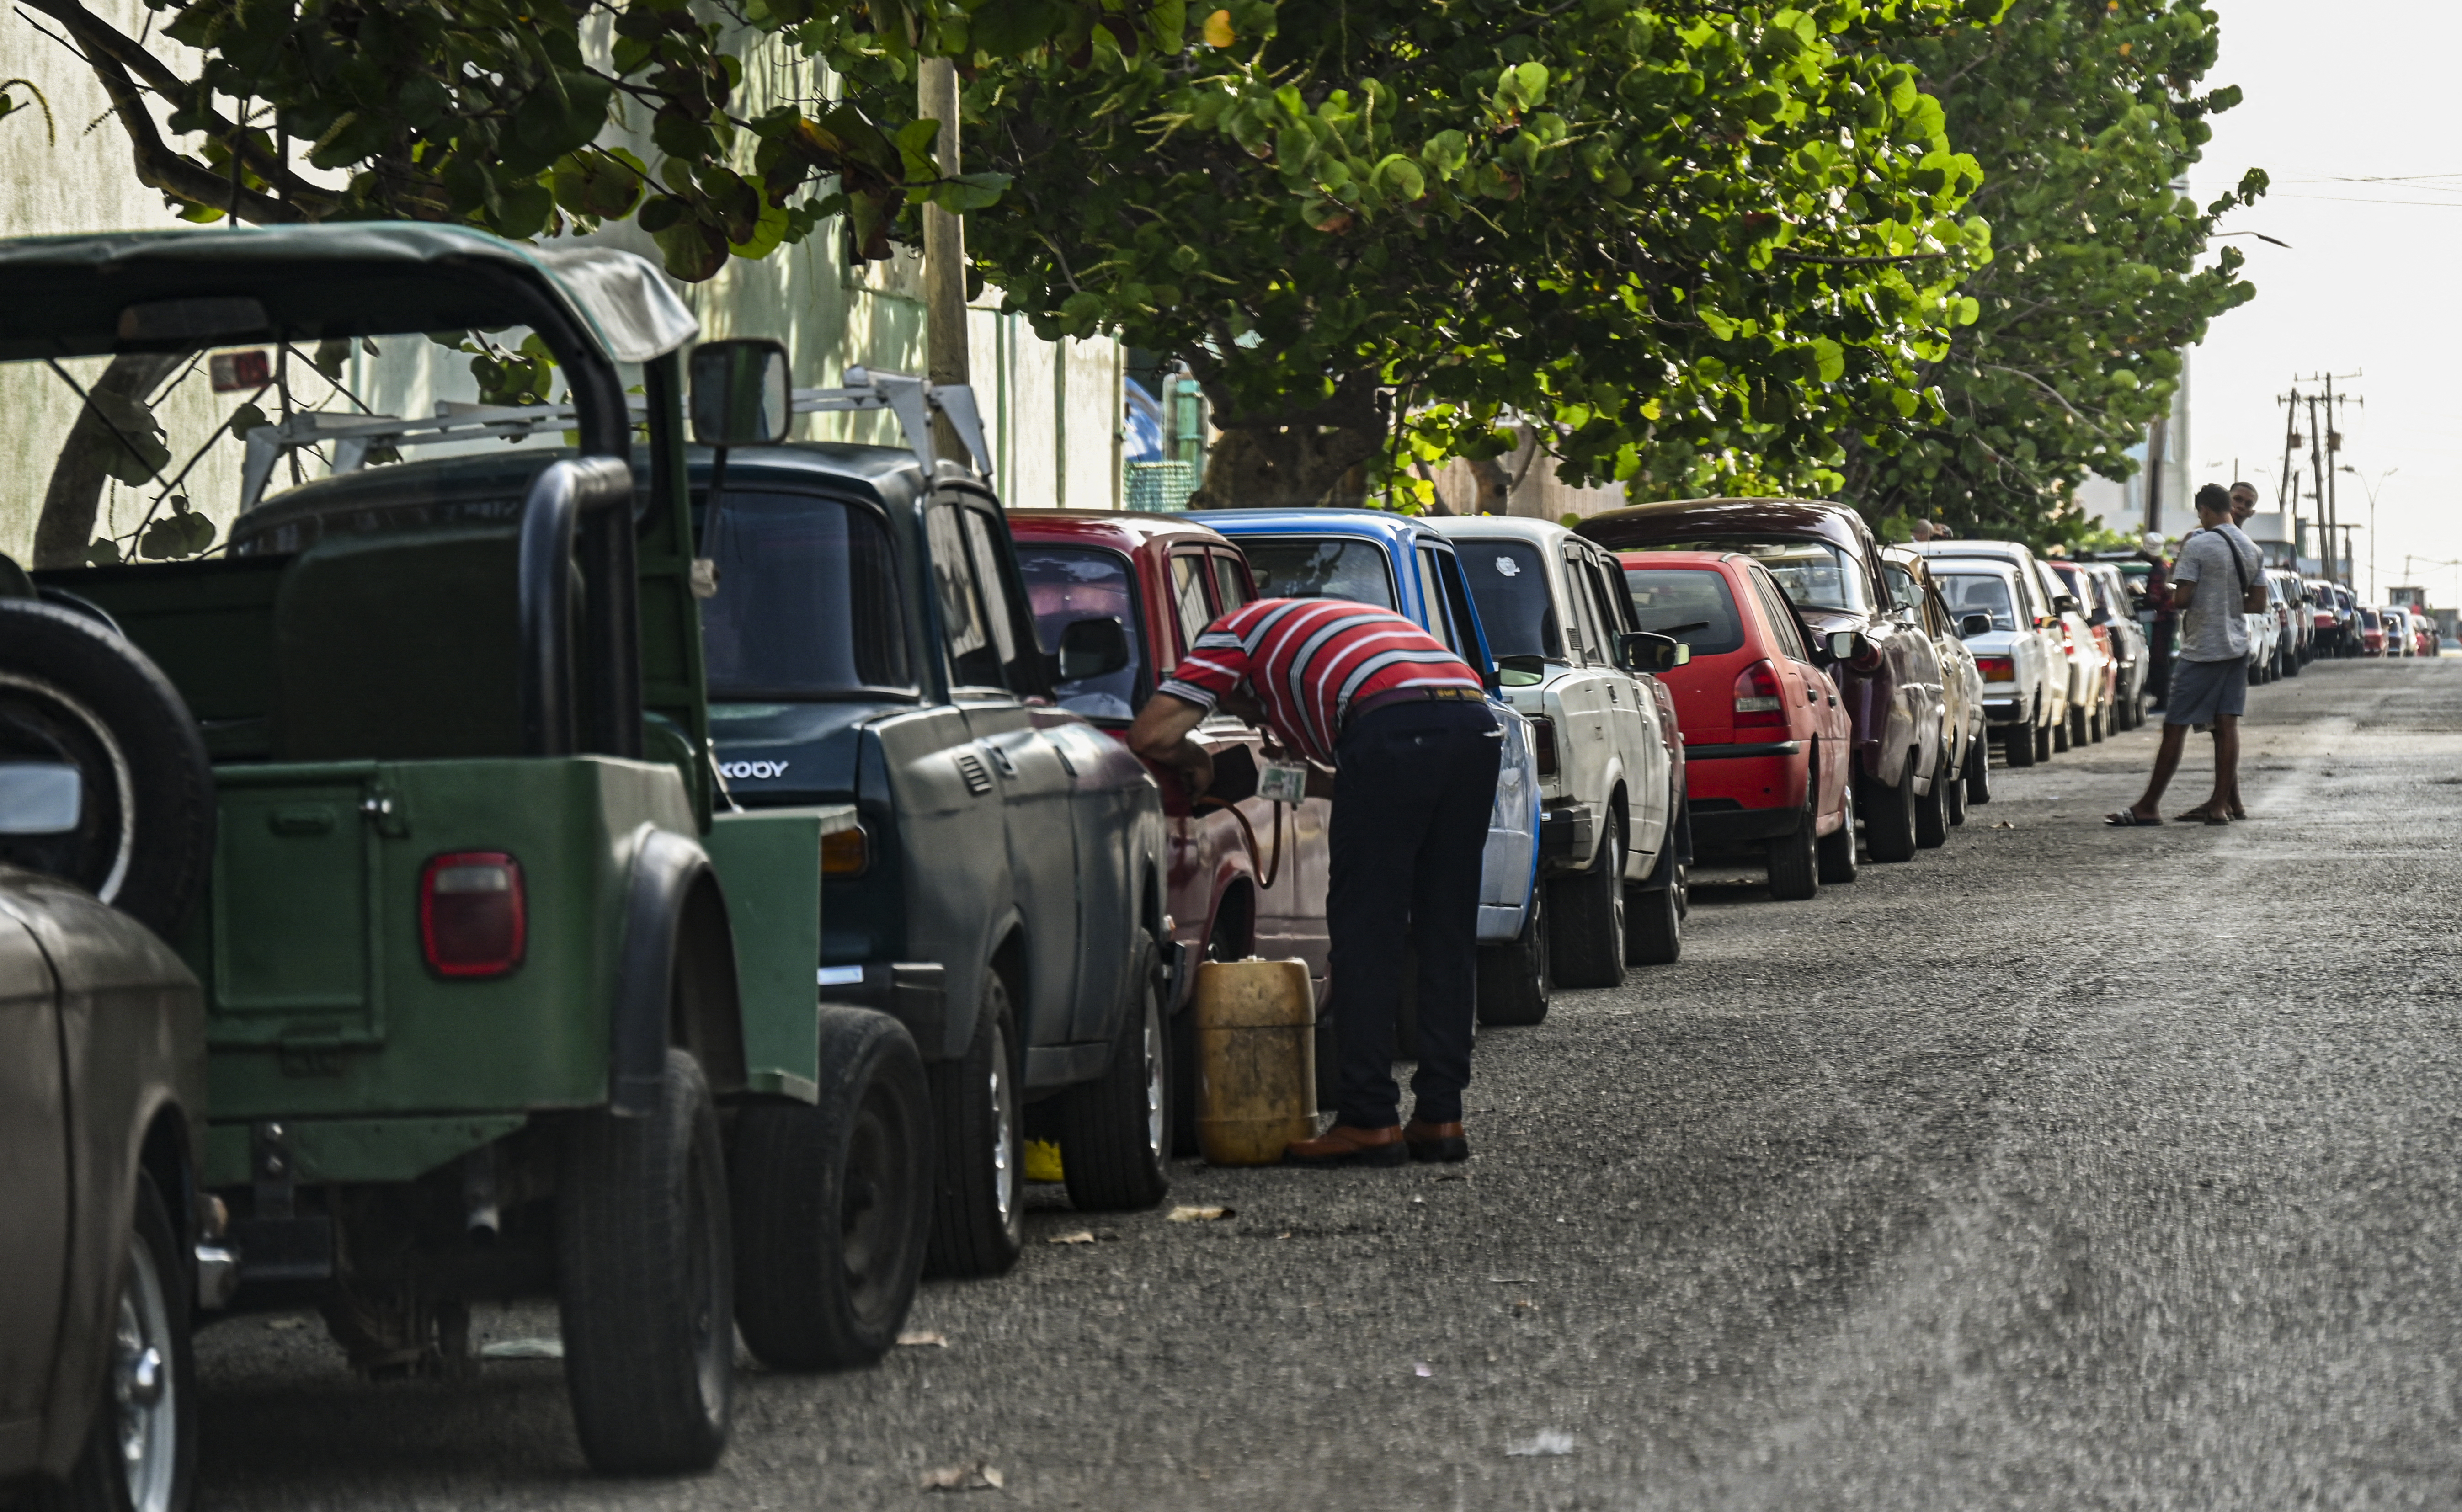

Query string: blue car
1205 510 1549 1023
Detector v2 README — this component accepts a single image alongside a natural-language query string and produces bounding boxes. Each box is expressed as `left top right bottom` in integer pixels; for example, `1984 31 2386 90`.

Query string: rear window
1451 540 1561 658
1016 545 1145 722
1236 537 1397 609
700 492 911 698
1938 572 2017 633
1622 567 1746 656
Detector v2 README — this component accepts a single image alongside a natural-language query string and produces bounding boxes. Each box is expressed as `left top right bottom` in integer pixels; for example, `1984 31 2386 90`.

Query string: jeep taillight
420 852 525 977
1733 660 1786 729
1529 716 1557 776
1977 655 2016 682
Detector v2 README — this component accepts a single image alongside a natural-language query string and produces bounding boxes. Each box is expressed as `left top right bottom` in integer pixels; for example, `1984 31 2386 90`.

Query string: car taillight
821 823 868 876
420 852 525 978
1977 655 2016 682
1732 660 1786 729
1529 716 1557 777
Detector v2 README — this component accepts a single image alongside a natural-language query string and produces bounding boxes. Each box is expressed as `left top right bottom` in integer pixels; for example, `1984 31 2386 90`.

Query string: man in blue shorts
2107 483 2261 826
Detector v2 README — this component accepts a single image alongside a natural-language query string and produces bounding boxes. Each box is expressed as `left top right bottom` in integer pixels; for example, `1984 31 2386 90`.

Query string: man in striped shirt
1128 597 1501 1166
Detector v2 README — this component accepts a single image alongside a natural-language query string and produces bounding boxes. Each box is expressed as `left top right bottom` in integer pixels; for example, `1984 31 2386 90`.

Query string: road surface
195 655 2462 1510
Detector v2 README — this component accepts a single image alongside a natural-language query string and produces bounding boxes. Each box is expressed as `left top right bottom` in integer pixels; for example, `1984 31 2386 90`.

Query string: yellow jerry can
1192 957 1317 1166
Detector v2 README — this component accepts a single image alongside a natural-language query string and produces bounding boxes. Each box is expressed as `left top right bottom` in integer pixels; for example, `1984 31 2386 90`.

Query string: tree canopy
1839 0 2264 545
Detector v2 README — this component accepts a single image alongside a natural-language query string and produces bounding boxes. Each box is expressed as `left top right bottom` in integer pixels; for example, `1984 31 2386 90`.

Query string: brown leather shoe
1284 1123 1408 1168
1403 1119 1469 1164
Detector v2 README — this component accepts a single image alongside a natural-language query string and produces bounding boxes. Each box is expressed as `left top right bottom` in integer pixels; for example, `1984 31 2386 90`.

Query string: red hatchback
1618 550 1855 900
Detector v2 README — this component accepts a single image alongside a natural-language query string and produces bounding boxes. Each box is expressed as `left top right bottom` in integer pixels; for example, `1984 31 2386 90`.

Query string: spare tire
0 599 213 938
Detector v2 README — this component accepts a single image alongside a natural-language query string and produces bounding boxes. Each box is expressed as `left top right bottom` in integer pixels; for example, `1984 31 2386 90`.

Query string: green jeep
1 225 935 1475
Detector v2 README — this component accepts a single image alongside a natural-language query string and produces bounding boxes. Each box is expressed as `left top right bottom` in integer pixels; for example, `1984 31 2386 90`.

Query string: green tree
837 0 1994 508
1842 0 2264 545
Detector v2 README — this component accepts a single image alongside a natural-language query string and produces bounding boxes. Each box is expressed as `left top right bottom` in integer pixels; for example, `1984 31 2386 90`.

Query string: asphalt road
195 655 2462 1511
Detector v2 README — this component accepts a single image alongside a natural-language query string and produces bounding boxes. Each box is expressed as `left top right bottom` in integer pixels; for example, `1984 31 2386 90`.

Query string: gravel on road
195 657 2462 1511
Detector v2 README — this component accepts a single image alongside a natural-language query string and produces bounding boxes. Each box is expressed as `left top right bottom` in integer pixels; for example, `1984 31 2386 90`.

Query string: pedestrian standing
2107 484 2263 827
1126 598 1501 1167
2141 533 2175 711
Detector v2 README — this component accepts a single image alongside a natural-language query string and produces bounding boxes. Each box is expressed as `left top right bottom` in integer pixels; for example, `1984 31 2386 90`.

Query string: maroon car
1580 499 1950 863
1007 512 1332 1140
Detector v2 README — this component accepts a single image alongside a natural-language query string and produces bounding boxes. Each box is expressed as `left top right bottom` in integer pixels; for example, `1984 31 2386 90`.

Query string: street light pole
2343 465 2397 602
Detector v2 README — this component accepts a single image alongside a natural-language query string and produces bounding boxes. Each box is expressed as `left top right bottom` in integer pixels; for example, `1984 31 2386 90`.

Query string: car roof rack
239 365 991 511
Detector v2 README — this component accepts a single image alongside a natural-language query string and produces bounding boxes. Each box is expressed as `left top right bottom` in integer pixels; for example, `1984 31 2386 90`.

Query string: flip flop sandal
2173 809 2229 825
2103 811 2162 826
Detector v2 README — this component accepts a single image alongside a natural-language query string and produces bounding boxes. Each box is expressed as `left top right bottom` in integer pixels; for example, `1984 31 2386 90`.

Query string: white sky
2192 0 2462 603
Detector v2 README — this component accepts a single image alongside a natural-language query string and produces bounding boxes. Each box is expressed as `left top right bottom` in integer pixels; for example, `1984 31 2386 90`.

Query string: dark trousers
2148 618 2177 705
1326 700 1501 1129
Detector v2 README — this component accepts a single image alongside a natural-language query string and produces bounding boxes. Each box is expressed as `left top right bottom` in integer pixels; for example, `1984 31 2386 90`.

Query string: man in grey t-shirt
2108 483 2260 826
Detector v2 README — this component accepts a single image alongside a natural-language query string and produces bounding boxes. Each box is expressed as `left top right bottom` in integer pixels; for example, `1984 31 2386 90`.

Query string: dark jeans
2147 617 2176 705
1326 699 1501 1129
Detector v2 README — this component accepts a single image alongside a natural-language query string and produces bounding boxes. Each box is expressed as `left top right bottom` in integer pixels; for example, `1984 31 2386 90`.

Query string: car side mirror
1619 631 1685 673
0 761 81 835
1053 615 1130 681
688 338 793 446
2052 593 2079 615
1959 612 1992 638
1822 629 1868 664
1495 653 1547 688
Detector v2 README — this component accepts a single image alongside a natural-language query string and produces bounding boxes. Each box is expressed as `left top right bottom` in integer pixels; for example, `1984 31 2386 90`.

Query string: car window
1937 572 2018 633
1920 582 1955 637
961 507 1029 685
1169 551 1214 656
1016 544 1145 722
1432 549 1486 668
1452 538 1562 658
1558 547 1607 661
1238 536 1397 609
1210 551 1251 612
700 492 912 698
1570 552 1630 649
1585 556 1636 635
1884 563 1923 614
1624 565 1747 656
1749 570 1812 661
1646 536 1872 614
927 503 1008 692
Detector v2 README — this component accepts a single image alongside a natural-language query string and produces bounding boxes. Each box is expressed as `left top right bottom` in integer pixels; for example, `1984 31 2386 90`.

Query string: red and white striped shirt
1156 598 1482 766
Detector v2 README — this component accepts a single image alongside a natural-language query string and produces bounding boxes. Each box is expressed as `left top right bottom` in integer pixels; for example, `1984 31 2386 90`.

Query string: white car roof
1913 539 2036 564
1424 516 1577 547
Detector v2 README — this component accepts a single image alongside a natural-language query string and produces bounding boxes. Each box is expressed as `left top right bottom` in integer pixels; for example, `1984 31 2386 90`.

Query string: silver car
1917 543 2068 766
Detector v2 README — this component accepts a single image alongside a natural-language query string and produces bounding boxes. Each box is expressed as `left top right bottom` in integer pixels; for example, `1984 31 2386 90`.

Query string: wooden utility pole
919 57 971 469
2305 394 2329 581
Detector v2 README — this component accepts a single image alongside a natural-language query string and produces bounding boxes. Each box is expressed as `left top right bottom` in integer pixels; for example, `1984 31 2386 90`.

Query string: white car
1916 542 2069 766
1431 517 1684 985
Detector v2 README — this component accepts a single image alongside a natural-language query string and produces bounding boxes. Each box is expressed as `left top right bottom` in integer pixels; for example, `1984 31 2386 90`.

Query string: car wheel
2003 722 2036 768
1059 952 1172 1212
0 601 214 940
1963 729 1993 804
2284 647 2301 678
1476 886 1551 1027
1816 782 1858 884
1914 762 1950 849
32 1171 195 1512
731 1006 934 1371
1944 751 1968 827
1862 762 1918 864
1625 824 1682 966
558 1047 733 1475
1545 811 1626 989
2089 703 2106 743
923 974 1024 1278
2035 720 2055 762
1764 779 1819 902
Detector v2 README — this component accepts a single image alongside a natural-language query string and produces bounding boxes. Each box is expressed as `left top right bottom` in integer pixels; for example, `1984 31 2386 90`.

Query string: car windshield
1237 537 1397 609
2360 609 2381 628
1015 544 1145 722
699 491 912 698
1622 567 1746 655
1938 572 2018 633
1450 540 1561 658
1648 536 1870 613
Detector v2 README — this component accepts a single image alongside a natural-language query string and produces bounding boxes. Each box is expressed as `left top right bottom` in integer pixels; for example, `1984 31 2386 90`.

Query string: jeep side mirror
1054 616 1130 681
0 761 81 835
1959 612 1992 638
1619 631 1685 673
688 339 793 447
1823 629 1868 664
2052 593 2079 615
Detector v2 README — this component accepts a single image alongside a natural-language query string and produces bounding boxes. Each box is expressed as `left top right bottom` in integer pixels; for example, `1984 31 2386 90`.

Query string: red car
1006 512 1331 1137
1619 550 1856 899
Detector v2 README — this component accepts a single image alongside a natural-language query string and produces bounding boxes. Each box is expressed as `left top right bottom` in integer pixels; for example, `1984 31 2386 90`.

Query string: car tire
731 1007 934 1372
2035 720 2055 763
1963 730 1993 804
1059 952 1172 1212
1816 781 1858 884
923 974 1024 1278
1944 751 1968 827
1476 887 1551 1027
0 600 213 940
558 1047 733 1475
1914 762 1950 849
2003 722 2036 768
1862 762 1919 864
1764 781 1819 902
1546 810 1627 989
2284 647 2301 678
30 1171 195 1512
1625 831 1681 966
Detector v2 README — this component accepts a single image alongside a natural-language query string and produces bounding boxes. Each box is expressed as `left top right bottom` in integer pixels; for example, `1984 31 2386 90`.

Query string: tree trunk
33 351 183 569
1185 421 1383 511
